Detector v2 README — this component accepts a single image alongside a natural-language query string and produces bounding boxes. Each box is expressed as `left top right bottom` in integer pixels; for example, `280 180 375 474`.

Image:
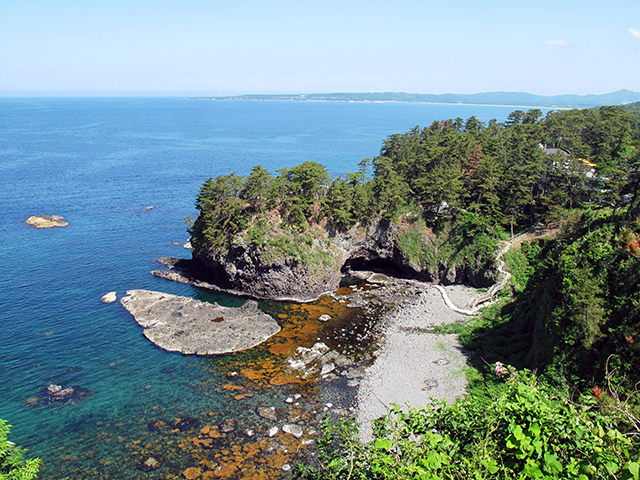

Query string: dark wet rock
136 454 164 472
257 406 278 422
220 418 237 433
26 215 68 228
120 290 281 355
174 417 200 431
40 384 88 404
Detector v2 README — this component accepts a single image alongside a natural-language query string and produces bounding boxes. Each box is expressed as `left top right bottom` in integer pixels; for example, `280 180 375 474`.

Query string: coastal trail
435 225 547 316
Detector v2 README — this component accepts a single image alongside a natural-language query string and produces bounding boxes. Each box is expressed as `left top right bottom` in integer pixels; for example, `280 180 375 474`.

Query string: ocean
0 98 544 479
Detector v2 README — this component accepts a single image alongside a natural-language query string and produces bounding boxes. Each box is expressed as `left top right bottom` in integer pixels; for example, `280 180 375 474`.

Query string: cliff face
193 237 344 302
191 218 497 302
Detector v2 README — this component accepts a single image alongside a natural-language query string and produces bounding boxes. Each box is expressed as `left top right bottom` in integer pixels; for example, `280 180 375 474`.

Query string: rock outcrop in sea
120 289 281 355
155 218 497 302
26 215 69 228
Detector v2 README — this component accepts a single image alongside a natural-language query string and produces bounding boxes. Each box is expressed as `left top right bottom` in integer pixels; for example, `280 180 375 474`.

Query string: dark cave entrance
341 256 421 281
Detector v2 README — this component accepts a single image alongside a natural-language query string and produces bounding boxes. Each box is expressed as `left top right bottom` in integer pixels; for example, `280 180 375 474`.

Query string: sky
1 0 639 96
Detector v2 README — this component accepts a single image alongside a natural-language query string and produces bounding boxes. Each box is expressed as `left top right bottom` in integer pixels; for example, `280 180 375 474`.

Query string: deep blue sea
0 98 545 479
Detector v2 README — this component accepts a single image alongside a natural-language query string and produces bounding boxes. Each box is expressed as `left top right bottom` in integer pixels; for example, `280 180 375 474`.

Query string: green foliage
396 218 431 268
0 420 40 480
191 173 249 251
455 214 640 391
299 368 639 480
192 104 640 261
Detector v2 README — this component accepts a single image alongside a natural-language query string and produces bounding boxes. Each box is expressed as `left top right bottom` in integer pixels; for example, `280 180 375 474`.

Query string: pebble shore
356 284 477 440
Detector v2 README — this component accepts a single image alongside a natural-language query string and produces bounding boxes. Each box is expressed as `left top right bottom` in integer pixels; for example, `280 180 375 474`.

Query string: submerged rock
40 384 88 404
256 406 278 421
174 417 201 431
220 418 237 433
120 289 281 355
26 215 69 229
136 454 164 472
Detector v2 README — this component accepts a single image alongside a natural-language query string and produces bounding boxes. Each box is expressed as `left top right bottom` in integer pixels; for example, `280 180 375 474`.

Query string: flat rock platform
120 289 281 355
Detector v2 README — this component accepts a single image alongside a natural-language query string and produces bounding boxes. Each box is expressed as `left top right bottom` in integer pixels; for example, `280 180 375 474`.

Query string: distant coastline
188 89 640 109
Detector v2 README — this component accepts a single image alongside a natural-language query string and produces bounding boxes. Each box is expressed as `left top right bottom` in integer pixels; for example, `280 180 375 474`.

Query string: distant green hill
196 89 640 108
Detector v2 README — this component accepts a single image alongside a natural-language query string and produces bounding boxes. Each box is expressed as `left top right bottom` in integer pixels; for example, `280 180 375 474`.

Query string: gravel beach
356 284 477 440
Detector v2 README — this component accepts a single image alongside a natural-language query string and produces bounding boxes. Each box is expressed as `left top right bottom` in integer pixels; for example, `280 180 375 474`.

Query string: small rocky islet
25 214 69 228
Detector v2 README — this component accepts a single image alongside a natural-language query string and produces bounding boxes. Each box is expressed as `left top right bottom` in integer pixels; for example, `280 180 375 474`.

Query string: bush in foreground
0 419 39 480
297 366 639 480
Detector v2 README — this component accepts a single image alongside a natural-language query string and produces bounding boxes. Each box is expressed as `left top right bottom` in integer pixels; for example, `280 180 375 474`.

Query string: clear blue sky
1 0 639 96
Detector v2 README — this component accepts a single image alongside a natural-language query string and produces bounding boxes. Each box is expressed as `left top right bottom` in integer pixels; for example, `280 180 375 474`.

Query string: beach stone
26 215 68 229
267 426 279 437
282 424 303 438
101 292 117 303
320 363 336 375
319 314 331 321
120 290 280 355
257 406 278 421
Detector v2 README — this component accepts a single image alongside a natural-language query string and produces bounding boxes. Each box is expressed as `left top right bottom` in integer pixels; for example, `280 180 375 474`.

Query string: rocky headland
120 290 281 355
157 218 497 303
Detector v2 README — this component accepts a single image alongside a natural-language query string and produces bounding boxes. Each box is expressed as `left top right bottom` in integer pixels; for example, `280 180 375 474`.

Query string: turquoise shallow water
0 98 543 478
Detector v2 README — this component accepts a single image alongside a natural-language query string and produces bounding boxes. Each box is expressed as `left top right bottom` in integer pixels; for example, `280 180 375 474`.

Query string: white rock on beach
282 424 303 438
101 292 117 303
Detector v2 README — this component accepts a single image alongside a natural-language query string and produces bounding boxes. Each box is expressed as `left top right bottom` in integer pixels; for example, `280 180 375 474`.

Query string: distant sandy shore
356 284 477 440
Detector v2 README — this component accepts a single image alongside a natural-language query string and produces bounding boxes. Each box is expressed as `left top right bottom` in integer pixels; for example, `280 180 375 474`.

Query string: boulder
101 292 117 303
137 455 164 472
120 290 281 355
